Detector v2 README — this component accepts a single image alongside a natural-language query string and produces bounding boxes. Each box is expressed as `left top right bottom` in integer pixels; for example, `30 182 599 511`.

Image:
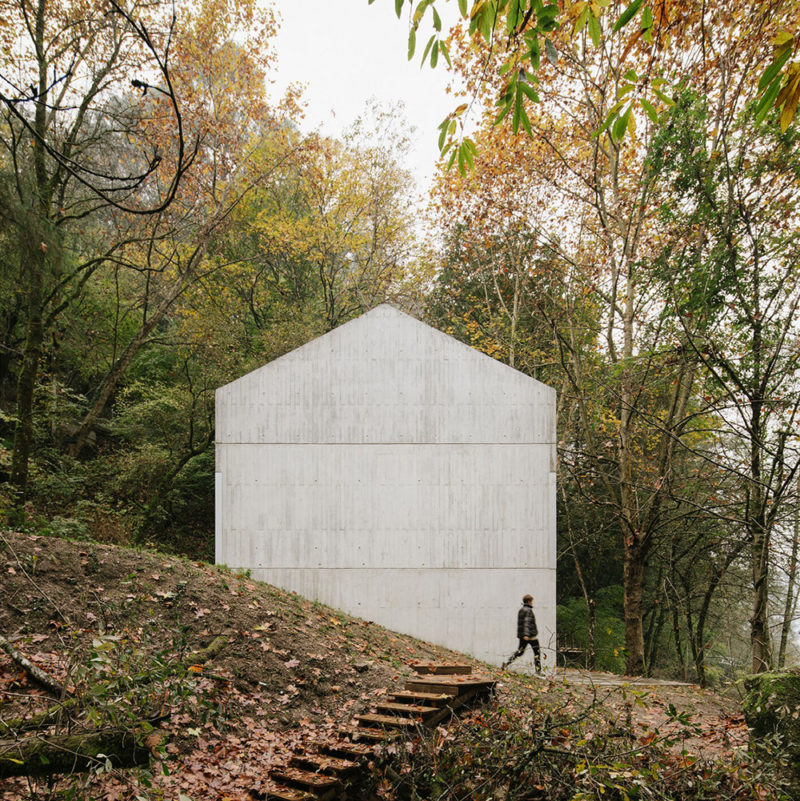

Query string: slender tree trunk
619 264 648 675
10 246 45 494
778 485 799 668
10 0 50 495
623 539 646 675
751 519 772 672
689 536 749 685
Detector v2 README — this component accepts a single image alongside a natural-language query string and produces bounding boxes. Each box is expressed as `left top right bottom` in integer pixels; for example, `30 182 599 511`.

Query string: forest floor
0 531 757 800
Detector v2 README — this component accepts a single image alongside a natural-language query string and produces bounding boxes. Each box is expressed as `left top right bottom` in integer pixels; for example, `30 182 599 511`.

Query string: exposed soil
0 531 750 800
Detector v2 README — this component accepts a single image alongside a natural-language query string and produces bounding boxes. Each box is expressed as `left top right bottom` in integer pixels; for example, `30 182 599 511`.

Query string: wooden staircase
260 661 495 801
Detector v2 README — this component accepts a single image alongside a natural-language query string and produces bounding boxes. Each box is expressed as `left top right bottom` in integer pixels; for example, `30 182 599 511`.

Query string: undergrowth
375 683 788 801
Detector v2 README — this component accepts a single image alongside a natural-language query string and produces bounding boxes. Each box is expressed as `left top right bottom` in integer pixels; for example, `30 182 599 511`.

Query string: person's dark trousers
503 638 541 671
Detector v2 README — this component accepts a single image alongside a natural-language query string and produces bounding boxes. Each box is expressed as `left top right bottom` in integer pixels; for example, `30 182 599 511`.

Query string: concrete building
215 304 556 668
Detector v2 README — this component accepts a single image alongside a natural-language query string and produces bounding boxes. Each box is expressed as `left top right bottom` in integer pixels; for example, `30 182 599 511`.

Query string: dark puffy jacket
517 603 538 639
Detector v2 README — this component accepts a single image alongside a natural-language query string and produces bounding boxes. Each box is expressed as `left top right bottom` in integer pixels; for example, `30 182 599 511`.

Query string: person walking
502 594 541 672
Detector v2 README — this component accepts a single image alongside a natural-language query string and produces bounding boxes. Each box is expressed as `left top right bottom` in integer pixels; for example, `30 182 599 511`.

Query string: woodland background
1 0 800 685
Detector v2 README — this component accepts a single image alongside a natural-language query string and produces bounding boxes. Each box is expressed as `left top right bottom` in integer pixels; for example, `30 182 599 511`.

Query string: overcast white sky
270 0 461 193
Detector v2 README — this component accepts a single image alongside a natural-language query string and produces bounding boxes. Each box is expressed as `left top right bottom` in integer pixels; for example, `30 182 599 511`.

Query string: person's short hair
522 594 533 603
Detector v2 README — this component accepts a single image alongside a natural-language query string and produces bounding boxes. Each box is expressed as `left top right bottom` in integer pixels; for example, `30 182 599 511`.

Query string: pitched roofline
217 302 555 396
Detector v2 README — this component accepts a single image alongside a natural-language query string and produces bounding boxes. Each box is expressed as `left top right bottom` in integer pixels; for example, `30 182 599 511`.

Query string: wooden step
290 752 359 776
404 675 496 696
321 739 376 760
357 713 419 730
375 701 440 719
390 690 456 706
269 767 340 793
262 787 315 801
410 661 473 675
339 725 399 742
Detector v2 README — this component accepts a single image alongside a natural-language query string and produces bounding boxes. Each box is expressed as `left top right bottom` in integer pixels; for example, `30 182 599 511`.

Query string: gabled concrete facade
215 304 556 668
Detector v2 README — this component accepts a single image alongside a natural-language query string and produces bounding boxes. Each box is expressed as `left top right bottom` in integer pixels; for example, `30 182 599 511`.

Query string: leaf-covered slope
0 530 463 798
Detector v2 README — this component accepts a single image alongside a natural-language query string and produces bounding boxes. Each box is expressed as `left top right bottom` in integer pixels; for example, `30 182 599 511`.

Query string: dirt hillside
0 531 754 800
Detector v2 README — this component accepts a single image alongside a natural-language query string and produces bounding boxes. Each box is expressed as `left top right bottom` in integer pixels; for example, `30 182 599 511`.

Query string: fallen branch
184 634 227 667
0 634 65 697
0 726 163 778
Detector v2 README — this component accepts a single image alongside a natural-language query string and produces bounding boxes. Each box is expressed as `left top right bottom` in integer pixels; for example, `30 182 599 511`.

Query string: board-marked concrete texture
215 304 556 668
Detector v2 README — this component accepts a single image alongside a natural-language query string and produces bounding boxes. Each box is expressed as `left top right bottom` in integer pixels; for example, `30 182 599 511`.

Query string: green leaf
641 5 653 30
573 7 589 36
518 98 533 135
613 0 643 33
433 7 442 31
593 115 615 139
437 115 451 150
412 0 430 25
395 0 404 19
431 40 439 67
588 13 602 47
640 97 659 123
624 69 637 82
757 47 792 92
612 106 632 141
513 93 522 132
421 34 436 66
529 37 541 70
440 39 452 67
458 0 468 15
495 98 514 124
408 26 417 60
506 0 522 33
520 81 540 103
447 147 458 170
545 37 558 65
462 139 475 170
652 88 675 106
478 7 493 41
754 76 782 125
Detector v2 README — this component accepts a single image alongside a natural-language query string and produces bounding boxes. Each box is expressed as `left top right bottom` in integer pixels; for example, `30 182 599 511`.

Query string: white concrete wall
216 305 557 668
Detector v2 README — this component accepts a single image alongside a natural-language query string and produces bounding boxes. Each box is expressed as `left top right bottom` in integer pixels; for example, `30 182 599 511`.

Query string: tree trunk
623 539 646 675
10 245 45 495
778 493 799 668
751 521 773 672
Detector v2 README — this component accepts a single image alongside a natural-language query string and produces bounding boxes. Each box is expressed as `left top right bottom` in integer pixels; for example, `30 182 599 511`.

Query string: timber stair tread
356 712 420 729
404 675 495 695
410 661 472 675
269 766 341 792
389 690 456 705
290 753 360 776
374 701 441 718
338 725 401 742
320 739 376 760
262 787 316 801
